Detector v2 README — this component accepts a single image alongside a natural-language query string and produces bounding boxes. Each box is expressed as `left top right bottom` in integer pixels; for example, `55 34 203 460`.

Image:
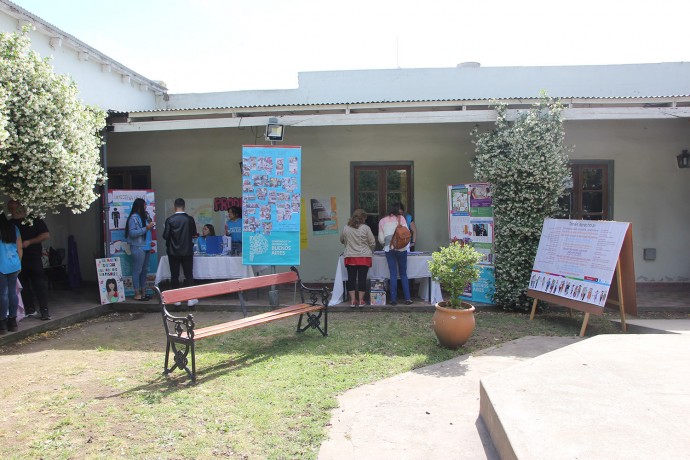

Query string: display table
329 253 442 306
155 255 268 285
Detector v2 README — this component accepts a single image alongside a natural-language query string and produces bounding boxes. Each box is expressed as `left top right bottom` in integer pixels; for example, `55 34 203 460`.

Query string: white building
2 0 689 287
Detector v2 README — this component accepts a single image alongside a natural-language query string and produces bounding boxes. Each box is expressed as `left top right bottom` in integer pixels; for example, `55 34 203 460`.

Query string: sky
10 0 690 94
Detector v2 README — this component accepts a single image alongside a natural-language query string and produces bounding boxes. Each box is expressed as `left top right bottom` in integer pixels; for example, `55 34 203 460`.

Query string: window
351 162 413 245
560 162 613 220
107 166 151 190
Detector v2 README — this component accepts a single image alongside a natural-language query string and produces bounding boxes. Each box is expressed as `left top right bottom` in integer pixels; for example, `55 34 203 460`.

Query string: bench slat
160 271 299 304
194 304 324 340
188 303 314 336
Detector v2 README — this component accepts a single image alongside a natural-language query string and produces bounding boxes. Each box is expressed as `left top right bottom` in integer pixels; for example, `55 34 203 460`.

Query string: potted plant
427 241 483 349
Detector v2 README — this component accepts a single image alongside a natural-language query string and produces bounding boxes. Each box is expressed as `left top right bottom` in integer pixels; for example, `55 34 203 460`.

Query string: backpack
390 216 411 250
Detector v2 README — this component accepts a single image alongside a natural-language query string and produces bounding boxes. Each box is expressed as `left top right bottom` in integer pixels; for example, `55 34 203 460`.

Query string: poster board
96 258 125 305
241 145 301 265
107 190 158 296
448 183 496 303
527 219 637 317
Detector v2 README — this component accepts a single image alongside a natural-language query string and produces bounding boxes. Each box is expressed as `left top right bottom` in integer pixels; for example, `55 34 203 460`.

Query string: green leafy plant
471 94 571 310
427 242 482 309
0 28 106 218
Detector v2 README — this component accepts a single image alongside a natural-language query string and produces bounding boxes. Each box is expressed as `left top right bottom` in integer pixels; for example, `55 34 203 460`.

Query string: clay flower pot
432 301 476 349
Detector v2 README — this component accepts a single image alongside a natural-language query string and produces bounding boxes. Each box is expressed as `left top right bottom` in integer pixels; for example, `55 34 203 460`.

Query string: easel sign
527 219 637 336
96 257 126 305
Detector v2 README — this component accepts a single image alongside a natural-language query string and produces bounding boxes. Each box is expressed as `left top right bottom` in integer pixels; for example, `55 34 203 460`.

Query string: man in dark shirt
7 200 51 320
162 198 198 307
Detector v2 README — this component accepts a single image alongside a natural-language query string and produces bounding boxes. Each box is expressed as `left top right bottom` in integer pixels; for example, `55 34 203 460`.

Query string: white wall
564 119 690 282
0 11 160 111
99 119 690 284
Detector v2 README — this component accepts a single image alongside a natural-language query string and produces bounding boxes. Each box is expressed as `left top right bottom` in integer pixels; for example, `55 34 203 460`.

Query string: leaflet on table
528 219 630 307
107 189 158 296
242 146 301 265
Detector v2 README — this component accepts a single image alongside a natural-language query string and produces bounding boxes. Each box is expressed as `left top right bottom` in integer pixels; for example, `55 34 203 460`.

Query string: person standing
340 209 375 307
7 200 51 320
0 212 22 334
163 198 198 307
125 198 154 301
224 206 242 255
378 203 412 306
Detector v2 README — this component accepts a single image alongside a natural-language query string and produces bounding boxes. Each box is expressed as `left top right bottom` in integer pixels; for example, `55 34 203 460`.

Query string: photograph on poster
469 184 491 207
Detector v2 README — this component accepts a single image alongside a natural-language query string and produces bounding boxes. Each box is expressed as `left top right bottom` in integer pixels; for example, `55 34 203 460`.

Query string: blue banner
242 146 301 265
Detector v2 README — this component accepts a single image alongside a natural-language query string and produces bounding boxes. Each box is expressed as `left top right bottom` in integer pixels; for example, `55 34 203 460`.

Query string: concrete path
318 336 582 460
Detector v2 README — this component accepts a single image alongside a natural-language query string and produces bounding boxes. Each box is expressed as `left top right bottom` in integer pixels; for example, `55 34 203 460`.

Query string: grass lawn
0 308 620 459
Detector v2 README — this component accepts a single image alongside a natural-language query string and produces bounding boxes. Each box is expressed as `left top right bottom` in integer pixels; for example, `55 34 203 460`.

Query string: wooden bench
154 266 330 382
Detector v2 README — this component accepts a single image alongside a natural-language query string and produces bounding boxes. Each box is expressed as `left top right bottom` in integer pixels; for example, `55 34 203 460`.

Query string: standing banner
96 257 125 304
448 183 495 303
107 190 158 296
241 145 301 265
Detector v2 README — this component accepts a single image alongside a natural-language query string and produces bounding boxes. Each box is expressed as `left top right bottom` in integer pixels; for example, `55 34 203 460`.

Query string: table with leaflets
329 252 442 306
155 255 268 285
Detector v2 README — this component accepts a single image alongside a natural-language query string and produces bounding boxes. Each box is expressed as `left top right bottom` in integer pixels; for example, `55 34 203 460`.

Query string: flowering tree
471 96 571 310
0 30 106 218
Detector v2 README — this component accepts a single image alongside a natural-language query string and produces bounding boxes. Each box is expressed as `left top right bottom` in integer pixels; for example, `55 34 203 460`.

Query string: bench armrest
298 283 330 307
160 303 196 340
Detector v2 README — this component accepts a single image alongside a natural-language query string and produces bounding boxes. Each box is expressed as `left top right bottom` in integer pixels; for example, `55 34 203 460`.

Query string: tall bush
0 30 106 218
471 96 571 310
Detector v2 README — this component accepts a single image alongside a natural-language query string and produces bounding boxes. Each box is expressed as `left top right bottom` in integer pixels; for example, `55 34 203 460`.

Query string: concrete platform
480 334 690 460
318 336 582 460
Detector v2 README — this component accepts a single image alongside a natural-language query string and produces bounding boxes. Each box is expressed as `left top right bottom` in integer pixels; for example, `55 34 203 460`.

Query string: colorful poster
449 186 470 215
310 197 339 235
300 197 309 249
107 190 158 296
529 219 630 307
462 265 495 304
448 182 495 303
241 145 301 265
96 258 125 305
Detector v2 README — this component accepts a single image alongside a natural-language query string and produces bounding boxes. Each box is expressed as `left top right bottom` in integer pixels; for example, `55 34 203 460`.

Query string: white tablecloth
155 255 268 285
329 253 442 306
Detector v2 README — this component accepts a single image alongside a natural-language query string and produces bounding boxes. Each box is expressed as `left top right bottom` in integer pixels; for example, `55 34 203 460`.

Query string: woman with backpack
378 203 412 305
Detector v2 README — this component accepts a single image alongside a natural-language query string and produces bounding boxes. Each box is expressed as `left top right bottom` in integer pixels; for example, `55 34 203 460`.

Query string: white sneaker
174 302 181 306
187 299 199 307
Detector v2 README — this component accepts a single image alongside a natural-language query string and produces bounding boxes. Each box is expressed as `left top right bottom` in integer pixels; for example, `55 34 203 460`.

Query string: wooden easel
528 222 637 337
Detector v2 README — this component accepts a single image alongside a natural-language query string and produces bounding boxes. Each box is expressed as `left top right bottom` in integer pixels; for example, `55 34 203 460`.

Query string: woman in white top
378 203 412 305
340 209 375 307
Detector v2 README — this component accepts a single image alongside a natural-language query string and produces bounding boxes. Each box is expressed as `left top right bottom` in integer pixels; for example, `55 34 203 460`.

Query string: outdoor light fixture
677 149 690 169
265 117 284 142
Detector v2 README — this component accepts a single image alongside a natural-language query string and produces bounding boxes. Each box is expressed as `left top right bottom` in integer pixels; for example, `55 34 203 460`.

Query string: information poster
529 219 630 307
241 145 301 265
448 183 495 303
96 258 125 305
107 190 158 296
310 197 339 235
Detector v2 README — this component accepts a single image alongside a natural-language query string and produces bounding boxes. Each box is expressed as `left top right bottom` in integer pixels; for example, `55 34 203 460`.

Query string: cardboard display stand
527 219 637 336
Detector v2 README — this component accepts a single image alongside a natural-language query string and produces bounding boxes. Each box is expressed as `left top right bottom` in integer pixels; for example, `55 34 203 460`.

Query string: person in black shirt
7 200 51 320
162 198 198 307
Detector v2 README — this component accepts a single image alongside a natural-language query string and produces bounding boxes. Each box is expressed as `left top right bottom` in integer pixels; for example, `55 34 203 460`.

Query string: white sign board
528 219 629 307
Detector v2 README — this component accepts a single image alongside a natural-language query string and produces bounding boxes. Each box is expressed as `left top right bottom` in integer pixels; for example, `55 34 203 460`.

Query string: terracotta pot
432 301 476 349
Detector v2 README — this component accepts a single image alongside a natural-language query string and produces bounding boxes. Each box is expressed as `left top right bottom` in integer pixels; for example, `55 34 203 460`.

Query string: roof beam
111 107 690 133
